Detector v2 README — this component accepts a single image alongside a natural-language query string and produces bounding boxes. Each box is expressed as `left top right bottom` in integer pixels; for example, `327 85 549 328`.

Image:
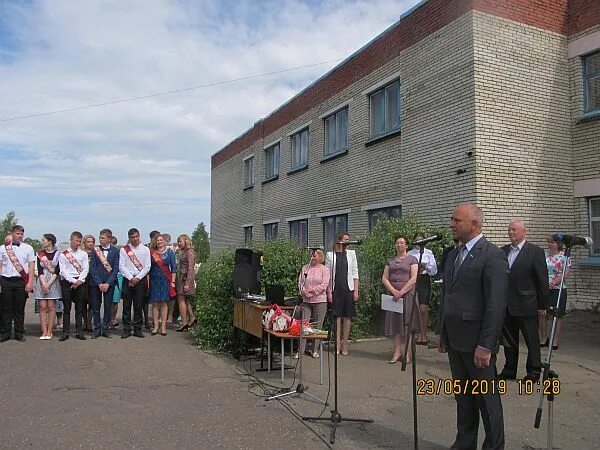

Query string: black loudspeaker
266 284 285 305
232 249 262 297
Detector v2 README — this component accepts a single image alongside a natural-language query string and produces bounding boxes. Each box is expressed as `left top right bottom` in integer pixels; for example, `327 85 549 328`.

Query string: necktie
454 244 466 271
12 243 20 247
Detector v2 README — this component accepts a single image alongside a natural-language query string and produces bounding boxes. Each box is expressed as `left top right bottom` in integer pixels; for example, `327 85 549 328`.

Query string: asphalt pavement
0 302 598 449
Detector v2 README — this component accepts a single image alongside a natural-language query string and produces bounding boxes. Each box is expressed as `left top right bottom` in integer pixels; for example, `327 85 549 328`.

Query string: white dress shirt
119 244 151 280
59 248 90 283
0 243 35 277
507 239 525 268
408 247 438 276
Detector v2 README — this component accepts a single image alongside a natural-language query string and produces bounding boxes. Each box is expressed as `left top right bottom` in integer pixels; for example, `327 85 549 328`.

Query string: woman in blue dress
148 234 177 336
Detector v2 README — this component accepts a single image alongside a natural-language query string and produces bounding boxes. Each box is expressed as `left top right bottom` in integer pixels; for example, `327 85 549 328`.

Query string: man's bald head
450 203 484 243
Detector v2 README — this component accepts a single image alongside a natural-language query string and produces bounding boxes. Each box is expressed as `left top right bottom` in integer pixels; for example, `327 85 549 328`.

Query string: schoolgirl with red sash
34 234 62 340
147 235 177 336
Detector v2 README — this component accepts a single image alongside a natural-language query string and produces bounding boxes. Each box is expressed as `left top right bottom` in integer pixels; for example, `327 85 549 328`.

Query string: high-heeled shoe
552 345 558 350
388 355 401 364
540 339 549 348
189 318 198 327
151 330 158 336
176 324 189 332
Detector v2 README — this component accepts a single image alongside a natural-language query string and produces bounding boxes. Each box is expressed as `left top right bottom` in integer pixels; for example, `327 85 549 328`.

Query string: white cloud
0 0 420 242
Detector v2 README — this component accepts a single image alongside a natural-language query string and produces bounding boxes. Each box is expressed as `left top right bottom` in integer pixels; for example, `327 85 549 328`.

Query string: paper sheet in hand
381 294 403 313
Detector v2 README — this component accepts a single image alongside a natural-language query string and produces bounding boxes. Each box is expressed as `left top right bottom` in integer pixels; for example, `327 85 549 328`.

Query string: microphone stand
303 244 373 444
534 246 569 449
401 244 426 450
267 260 326 405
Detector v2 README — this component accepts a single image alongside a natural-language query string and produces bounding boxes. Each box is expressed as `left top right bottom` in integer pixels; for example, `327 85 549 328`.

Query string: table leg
281 337 285 382
320 339 323 385
267 333 271 374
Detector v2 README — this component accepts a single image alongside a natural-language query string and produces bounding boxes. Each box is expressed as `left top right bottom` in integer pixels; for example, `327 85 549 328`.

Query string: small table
265 329 328 384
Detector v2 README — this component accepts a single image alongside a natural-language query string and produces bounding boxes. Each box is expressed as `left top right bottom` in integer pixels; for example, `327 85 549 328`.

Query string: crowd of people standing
0 225 197 342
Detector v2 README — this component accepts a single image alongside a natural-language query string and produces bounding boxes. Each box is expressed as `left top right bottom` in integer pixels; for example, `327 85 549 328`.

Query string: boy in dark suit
439 204 508 450
90 228 120 338
499 220 549 382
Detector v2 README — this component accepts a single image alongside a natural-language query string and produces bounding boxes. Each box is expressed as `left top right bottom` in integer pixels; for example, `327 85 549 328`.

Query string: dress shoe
59 334 69 342
75 333 87 341
133 330 145 338
498 372 516 380
14 336 25 342
176 324 189 332
101 332 111 339
121 332 131 339
522 374 540 383
91 331 100 339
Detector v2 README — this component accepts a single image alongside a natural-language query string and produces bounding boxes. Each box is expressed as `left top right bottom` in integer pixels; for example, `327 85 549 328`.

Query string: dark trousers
448 346 504 450
61 280 85 335
0 276 27 338
122 277 145 332
90 285 115 332
502 313 541 377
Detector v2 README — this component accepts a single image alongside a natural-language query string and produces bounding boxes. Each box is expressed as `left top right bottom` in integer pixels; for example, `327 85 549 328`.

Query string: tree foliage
1 211 18 239
191 222 210 263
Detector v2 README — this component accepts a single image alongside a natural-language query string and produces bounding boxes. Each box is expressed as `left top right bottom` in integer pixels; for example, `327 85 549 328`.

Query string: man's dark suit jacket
440 236 509 354
90 246 120 287
501 241 549 317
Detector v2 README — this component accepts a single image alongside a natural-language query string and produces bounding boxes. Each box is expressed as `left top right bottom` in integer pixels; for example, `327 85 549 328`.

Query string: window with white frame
590 197 600 255
368 206 402 231
324 108 348 156
264 222 278 241
584 51 600 114
290 128 309 169
264 143 280 180
322 214 348 251
244 226 253 246
244 156 254 188
289 219 308 247
370 80 401 138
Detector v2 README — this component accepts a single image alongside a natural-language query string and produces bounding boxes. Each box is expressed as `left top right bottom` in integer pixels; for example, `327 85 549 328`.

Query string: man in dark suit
499 220 549 382
438 203 508 450
90 229 120 338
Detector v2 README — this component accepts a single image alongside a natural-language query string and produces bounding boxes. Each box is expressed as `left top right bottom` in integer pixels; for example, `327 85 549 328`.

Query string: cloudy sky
0 0 419 244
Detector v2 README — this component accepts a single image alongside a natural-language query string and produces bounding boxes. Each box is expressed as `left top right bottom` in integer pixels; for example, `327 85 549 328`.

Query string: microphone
337 239 362 245
552 233 593 248
413 235 442 246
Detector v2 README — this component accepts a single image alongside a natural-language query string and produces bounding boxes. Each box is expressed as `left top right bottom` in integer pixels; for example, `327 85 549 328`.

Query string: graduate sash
123 245 143 272
94 247 113 273
37 250 57 274
6 244 28 283
151 250 176 298
63 249 83 274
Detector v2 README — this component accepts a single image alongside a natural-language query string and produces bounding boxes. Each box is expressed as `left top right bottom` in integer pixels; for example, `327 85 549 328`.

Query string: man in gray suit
438 204 509 450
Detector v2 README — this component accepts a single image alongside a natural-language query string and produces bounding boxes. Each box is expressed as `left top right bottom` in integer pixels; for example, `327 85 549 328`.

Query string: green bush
192 217 453 352
353 215 452 339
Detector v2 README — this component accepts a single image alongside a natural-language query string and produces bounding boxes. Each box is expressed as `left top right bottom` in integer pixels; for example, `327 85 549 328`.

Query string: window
244 226 253 246
244 157 254 188
590 197 600 256
264 222 278 241
370 80 401 138
322 214 348 250
324 108 348 156
290 128 309 169
368 206 402 231
265 144 280 180
584 51 600 114
289 219 308 247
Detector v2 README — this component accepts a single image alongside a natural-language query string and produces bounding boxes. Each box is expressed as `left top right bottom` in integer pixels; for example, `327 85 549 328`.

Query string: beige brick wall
569 24 600 310
211 12 477 252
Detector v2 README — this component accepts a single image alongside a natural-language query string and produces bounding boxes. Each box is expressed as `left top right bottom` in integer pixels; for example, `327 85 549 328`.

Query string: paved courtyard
0 303 598 449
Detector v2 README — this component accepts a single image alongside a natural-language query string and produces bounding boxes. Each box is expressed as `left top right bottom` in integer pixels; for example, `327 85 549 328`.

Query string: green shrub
353 215 453 339
192 218 453 351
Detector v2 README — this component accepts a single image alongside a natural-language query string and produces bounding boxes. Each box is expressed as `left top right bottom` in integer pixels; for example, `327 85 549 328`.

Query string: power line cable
1 59 342 122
